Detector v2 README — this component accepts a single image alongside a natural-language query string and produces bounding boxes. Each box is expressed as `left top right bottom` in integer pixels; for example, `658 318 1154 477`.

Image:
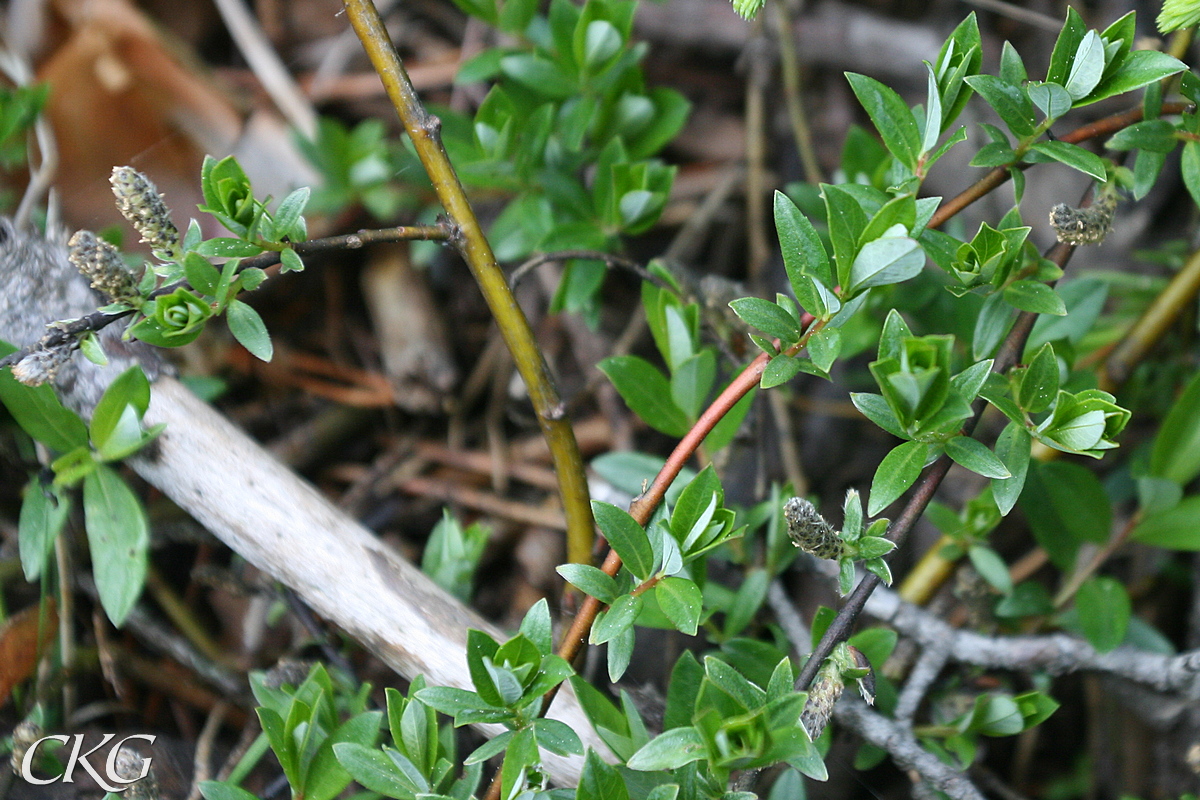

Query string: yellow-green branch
342 0 595 566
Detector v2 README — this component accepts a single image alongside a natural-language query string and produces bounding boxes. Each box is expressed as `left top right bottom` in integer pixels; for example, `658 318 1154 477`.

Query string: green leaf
847 230 924 295
183 252 222 295
1021 461 1111 568
577 749 628 800
850 392 908 440
1150 369 1200 485
0 342 89 452
607 623 635 682
83 464 149 626
592 500 654 581
332 743 421 798
226 299 273 362
761 354 804 389
1064 30 1105 100
992 422 1031 516
1185 141 1200 210
533 718 584 756
1003 281 1066 315
808 327 841 374
1159 0 1200 32
1084 50 1187 105
968 545 1013 594
280 247 305 274
89 366 151 453
670 350 716 420
199 782 262 800
774 190 833 296
1074 576 1130 652
656 577 702 635
598 356 691 438
500 53 576 98
194 238 264 258
414 686 488 716
627 727 707 771
1027 82 1072 121
1047 7 1086 86
845 73 922 170
729 297 801 344
273 187 310 241
592 594 642 645
868 440 927 515
945 436 1010 479
1027 141 1107 181
963 75 1035 137
1018 343 1059 414
18 476 70 581
1131 496 1200 550
1106 119 1179 153
556 563 619 604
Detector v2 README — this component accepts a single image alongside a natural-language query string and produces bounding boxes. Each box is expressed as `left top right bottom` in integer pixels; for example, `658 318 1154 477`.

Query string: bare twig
835 696 987 800
186 702 230 800
865 586 1200 697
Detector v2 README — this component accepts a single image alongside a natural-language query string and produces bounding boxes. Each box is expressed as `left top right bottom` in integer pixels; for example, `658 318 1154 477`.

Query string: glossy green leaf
598 356 691 437
591 594 642 645
1018 343 1059 414
1027 141 1107 181
1083 50 1186 105
226 299 273 362
18 476 70 581
729 297 801 344
761 354 804 389
627 727 707 771
656 576 702 635
1003 281 1067 316
592 500 654 580
774 190 833 295
847 232 924 294
1131 496 1200 550
963 75 1035 137
556 563 619 603
1149 369 1200 485
845 73 922 169
945 436 1010 479
1074 576 1130 652
868 440 927 516
84 464 149 626
1106 119 1179 153
992 422 1031 515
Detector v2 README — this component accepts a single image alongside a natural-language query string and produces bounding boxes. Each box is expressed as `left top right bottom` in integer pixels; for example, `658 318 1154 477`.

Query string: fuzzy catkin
68 230 138 302
1049 190 1116 246
800 660 845 740
783 497 843 560
110 166 180 257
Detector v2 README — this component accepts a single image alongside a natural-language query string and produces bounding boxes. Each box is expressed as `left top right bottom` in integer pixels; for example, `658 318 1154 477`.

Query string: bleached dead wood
0 221 603 785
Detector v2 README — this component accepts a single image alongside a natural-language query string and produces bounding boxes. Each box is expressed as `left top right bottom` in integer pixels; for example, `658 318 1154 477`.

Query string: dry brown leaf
0 597 58 707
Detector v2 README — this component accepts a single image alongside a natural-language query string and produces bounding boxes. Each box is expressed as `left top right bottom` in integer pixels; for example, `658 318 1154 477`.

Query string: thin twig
794 241 1069 692
342 0 596 569
0 223 456 370
865 586 1200 696
835 697 988 800
768 2 822 184
508 249 655 289
186 702 230 800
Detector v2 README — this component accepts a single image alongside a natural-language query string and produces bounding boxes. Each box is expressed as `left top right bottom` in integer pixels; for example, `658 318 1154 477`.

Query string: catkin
110 166 180 258
1049 190 1116 246
784 497 843 560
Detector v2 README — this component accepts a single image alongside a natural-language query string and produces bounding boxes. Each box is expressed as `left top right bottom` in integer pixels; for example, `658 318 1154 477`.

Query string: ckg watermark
18 733 155 793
